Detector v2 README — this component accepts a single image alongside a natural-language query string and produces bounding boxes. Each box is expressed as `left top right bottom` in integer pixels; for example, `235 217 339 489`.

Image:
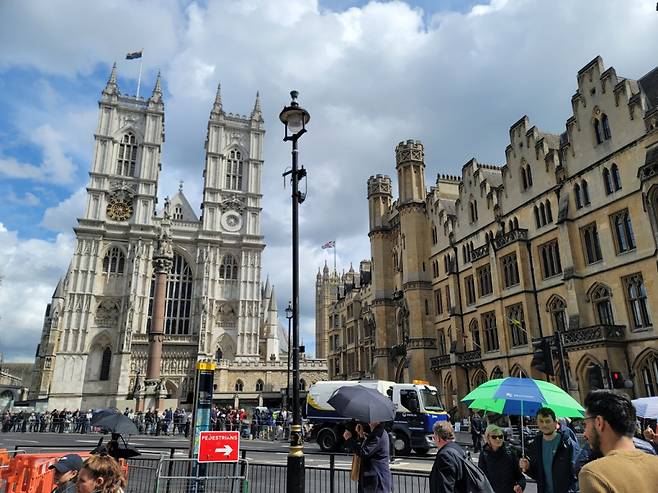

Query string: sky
0 0 657 362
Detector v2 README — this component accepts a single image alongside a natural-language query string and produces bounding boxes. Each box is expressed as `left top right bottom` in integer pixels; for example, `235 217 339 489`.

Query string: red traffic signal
611 371 625 389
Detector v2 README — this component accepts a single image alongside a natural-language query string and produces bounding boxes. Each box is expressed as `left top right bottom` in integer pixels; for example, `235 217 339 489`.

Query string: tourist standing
478 424 525 493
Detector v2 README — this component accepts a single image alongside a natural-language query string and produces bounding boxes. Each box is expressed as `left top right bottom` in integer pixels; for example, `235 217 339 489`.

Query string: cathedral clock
107 196 134 221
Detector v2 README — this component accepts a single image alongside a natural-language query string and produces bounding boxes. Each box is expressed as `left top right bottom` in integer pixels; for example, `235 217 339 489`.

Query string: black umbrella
90 408 120 425
92 434 141 459
92 412 139 436
327 385 396 423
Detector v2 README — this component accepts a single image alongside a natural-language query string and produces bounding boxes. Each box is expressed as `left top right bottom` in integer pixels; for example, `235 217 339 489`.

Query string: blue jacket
356 423 392 493
524 430 579 493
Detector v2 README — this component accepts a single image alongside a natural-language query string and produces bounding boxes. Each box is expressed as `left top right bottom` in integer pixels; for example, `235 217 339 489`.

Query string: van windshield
421 389 444 411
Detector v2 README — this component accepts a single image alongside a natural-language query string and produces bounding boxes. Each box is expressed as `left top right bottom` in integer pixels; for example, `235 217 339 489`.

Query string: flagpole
136 52 143 99
333 243 337 274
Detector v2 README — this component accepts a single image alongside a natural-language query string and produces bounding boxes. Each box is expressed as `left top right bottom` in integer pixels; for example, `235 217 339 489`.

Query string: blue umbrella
632 397 658 419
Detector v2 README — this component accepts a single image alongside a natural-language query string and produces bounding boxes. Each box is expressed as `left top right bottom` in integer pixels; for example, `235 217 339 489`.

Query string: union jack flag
321 240 335 249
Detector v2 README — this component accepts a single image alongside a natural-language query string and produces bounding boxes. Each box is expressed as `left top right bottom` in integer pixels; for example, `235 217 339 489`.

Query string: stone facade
27 67 307 410
320 56 658 415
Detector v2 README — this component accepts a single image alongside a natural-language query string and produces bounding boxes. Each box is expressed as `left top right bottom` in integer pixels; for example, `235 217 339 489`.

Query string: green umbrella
461 377 584 455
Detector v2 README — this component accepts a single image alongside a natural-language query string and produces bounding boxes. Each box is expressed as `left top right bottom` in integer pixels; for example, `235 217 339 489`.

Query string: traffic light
531 338 554 376
611 371 625 389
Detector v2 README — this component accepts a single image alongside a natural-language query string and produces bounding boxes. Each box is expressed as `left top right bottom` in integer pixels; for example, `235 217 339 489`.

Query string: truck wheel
393 433 411 456
413 447 429 456
317 428 338 452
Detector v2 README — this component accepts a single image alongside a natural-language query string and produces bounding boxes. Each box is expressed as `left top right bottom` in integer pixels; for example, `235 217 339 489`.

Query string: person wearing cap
49 454 83 493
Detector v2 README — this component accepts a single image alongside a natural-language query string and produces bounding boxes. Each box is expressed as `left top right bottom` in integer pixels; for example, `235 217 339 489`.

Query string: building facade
321 56 658 415
29 66 327 410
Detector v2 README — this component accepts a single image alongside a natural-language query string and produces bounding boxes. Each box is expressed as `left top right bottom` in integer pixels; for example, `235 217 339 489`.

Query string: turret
395 139 426 203
367 174 392 231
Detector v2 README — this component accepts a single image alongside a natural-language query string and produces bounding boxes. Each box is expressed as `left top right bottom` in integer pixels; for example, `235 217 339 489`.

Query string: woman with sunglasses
477 424 526 493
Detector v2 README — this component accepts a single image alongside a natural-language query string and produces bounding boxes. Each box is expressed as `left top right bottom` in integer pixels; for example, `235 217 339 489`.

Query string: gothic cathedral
29 65 280 410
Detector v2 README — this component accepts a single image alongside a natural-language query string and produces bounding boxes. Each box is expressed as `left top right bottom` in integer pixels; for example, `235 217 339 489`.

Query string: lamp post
280 90 310 493
285 301 293 411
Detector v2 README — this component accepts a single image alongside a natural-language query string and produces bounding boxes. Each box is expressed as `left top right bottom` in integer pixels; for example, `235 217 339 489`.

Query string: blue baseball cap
49 454 83 473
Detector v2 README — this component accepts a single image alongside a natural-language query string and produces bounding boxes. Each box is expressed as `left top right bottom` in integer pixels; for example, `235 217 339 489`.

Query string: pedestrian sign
198 431 240 462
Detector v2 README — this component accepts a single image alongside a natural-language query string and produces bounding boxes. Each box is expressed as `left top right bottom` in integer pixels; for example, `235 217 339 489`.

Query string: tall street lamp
280 90 310 493
285 301 293 411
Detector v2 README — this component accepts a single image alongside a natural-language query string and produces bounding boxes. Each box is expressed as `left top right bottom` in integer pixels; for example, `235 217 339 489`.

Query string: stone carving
154 197 174 263
96 298 120 326
219 194 246 213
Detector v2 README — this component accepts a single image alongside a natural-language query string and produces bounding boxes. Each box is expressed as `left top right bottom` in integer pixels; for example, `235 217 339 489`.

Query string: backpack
460 455 495 493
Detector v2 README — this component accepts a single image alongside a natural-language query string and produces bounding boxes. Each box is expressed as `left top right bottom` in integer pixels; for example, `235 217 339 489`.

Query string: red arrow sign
198 431 240 462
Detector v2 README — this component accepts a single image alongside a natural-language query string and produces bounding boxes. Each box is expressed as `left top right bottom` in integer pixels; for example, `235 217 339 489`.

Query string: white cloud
6 190 40 206
0 226 74 361
41 187 87 232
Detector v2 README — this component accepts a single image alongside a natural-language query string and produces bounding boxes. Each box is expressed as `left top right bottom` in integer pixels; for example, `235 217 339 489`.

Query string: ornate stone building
29 66 327 410
321 56 658 414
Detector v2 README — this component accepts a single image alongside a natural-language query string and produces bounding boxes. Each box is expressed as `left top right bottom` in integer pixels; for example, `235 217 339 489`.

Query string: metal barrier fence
9 444 431 493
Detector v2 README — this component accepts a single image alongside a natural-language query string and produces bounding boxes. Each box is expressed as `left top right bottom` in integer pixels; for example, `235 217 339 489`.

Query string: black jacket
430 442 468 493
478 444 526 493
356 424 392 493
524 431 579 493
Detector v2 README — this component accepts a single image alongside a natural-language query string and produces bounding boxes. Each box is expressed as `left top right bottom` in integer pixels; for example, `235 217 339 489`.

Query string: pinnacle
212 82 223 115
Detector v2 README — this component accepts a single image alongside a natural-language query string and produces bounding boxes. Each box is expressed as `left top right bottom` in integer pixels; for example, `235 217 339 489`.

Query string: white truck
306 379 448 455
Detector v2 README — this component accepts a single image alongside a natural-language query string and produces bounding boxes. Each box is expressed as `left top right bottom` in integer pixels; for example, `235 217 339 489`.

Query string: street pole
280 91 309 493
287 314 292 410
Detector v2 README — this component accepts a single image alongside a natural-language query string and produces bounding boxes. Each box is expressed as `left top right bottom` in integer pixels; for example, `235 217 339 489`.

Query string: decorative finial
103 62 118 95
178 180 183 193
211 82 222 116
149 71 163 103
251 90 262 121
290 90 299 107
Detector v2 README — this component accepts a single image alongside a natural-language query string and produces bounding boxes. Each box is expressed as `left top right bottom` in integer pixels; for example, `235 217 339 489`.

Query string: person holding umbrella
518 407 579 493
329 385 394 493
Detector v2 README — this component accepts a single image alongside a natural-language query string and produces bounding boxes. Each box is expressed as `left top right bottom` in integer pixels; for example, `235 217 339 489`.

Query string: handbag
350 454 361 481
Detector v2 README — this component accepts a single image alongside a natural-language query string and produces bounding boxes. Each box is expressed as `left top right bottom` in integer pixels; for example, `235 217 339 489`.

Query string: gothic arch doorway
216 333 236 362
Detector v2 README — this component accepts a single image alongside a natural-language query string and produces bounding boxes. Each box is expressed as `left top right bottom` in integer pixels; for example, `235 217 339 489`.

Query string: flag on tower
321 240 335 249
126 50 143 60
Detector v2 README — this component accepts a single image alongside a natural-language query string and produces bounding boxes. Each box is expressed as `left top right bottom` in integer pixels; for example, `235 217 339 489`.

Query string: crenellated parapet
395 139 424 165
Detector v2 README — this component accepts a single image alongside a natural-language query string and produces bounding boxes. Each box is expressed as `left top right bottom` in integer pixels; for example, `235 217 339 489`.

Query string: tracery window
501 253 520 288
235 380 244 392
623 274 652 330
219 254 239 280
611 209 636 253
539 240 562 279
482 311 499 352
146 253 193 335
117 132 138 176
225 149 244 191
173 205 183 220
639 354 658 397
581 222 603 264
505 303 527 347
548 296 567 333
102 247 125 274
469 319 481 351
590 284 614 325
255 379 264 392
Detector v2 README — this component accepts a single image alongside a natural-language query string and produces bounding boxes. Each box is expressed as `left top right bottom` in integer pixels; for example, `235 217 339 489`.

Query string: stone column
145 197 174 410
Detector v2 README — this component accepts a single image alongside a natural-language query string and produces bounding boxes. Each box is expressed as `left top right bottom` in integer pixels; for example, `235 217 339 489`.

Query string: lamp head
279 90 310 141
285 301 293 319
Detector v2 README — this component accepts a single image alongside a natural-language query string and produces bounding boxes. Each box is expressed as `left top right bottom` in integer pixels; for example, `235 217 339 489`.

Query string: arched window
548 296 567 333
470 201 478 222
99 347 111 381
219 254 239 280
482 311 499 352
437 330 446 356
102 247 125 274
639 353 658 396
602 114 611 140
513 217 519 230
603 168 613 195
581 180 590 205
534 206 541 228
491 367 504 379
574 184 582 209
472 370 486 388
511 365 528 378
146 253 193 335
255 379 264 392
225 149 244 191
611 163 622 191
235 380 244 392
469 319 481 351
623 274 652 329
173 205 183 220
525 165 533 187
590 284 614 325
299 379 307 390
539 203 547 226
117 132 138 176
545 200 553 223
594 118 603 144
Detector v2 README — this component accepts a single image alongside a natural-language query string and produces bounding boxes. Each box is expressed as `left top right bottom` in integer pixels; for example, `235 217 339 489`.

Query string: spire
251 91 262 121
149 71 163 103
323 260 329 276
103 62 118 95
211 82 223 117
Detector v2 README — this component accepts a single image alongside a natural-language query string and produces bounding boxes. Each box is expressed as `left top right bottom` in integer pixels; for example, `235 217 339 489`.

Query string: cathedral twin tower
29 65 280 410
